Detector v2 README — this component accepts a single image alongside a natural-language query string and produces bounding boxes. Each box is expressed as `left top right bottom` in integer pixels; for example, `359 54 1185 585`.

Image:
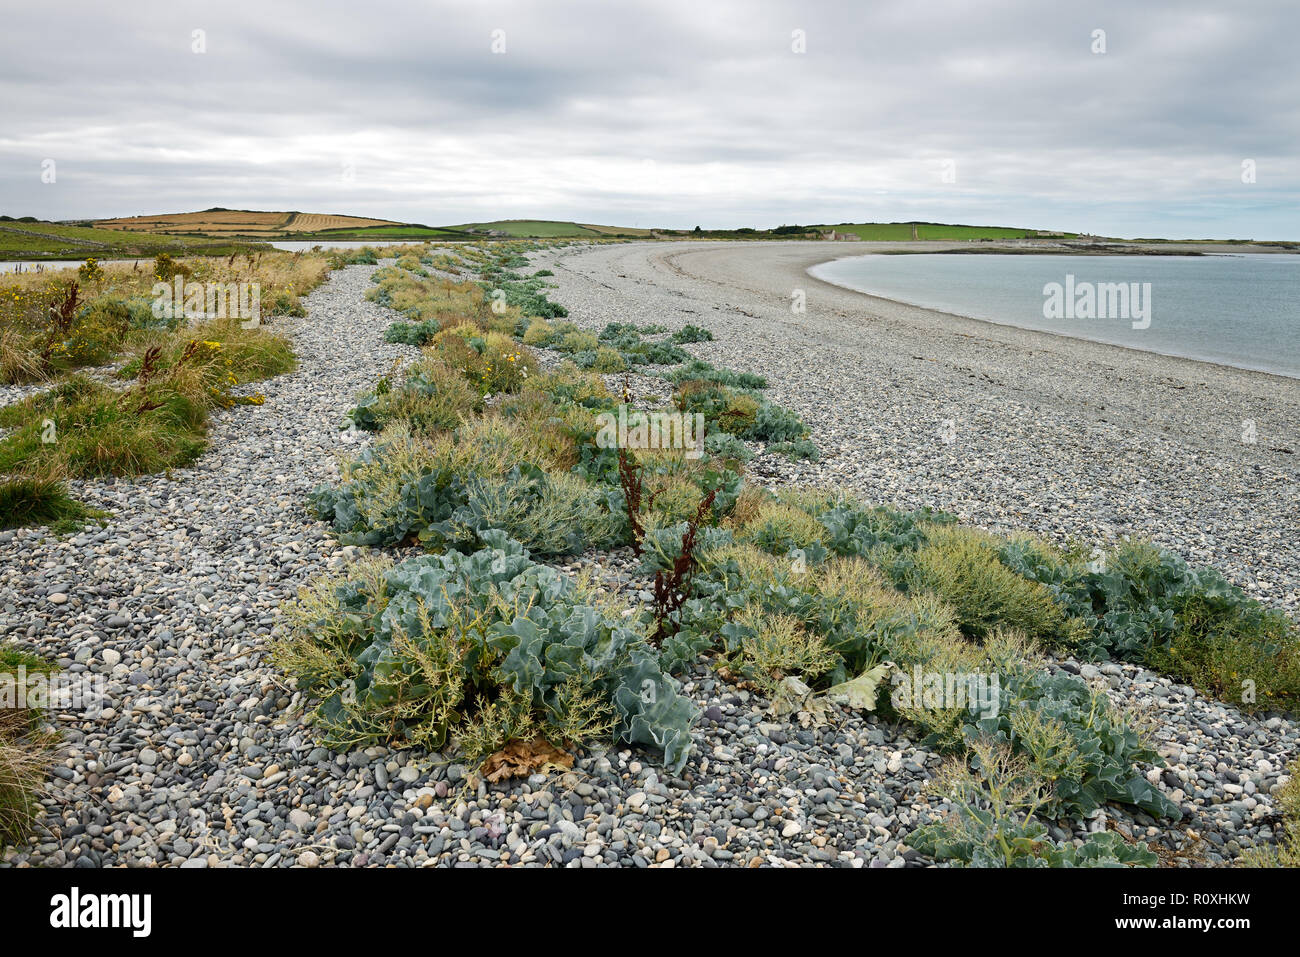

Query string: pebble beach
2 241 1297 868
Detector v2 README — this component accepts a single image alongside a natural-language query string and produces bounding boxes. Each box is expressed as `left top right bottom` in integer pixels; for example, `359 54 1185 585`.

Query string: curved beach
4 245 1295 871
538 240 1300 613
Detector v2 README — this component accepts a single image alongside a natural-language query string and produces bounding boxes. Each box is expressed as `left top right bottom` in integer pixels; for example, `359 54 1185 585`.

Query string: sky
2 0 1297 239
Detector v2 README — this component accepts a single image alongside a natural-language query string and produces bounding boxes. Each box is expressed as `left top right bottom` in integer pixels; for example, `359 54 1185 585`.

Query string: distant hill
2 210 1114 261
0 218 227 259
452 219 655 238
93 209 408 238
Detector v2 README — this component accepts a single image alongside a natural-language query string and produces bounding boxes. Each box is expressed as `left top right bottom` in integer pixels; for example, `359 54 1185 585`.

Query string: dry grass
0 646 55 846
0 250 328 384
285 212 398 232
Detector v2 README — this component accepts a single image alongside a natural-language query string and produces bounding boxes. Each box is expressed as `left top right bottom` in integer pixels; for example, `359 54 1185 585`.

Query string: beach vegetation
0 643 56 847
274 532 696 771
290 239 1296 836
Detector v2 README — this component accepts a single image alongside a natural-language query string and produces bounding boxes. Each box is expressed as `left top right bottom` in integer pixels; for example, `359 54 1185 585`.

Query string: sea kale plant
909 737 1160 867
276 532 697 772
1000 538 1300 710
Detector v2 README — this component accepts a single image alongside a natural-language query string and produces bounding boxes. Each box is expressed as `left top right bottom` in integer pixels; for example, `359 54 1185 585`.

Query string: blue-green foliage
664 360 768 390
78 295 179 332
299 532 697 770
311 455 617 558
593 323 690 366
770 439 819 461
383 318 441 345
1000 538 1299 710
671 324 714 343
910 803 1159 867
659 496 1180 822
483 270 568 318
329 247 380 266
969 669 1179 820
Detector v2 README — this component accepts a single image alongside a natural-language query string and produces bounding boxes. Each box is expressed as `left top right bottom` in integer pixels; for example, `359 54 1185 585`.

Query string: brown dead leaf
481 736 574 783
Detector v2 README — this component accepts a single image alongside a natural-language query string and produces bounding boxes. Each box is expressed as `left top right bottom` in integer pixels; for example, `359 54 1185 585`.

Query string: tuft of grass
589 346 627 373
0 376 207 478
0 319 294 488
0 476 108 532
1 325 47 384
349 358 481 434
522 319 556 346
0 643 56 848
899 524 1071 644
120 317 296 389
728 607 838 696
735 499 826 555
1241 760 1300 867
557 329 600 354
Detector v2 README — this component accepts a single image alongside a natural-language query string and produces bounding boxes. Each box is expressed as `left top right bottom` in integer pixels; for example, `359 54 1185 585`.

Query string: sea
809 252 1300 379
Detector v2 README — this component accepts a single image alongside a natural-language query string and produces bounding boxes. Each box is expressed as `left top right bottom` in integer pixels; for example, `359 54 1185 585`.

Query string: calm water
0 240 415 272
809 253 1300 378
268 240 411 251
0 259 87 274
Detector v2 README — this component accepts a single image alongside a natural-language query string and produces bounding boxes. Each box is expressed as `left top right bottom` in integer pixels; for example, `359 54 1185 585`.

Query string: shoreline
804 250 1300 383
3 246 1295 870
659 239 1298 391
541 240 1300 616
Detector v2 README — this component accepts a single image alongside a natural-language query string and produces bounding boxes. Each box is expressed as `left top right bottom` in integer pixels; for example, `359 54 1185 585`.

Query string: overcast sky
2 0 1296 238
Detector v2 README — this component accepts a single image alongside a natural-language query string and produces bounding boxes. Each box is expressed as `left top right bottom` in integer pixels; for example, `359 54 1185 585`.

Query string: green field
35 222 209 245
452 220 603 238
451 219 652 238
292 224 472 241
1 212 1102 260
0 219 248 260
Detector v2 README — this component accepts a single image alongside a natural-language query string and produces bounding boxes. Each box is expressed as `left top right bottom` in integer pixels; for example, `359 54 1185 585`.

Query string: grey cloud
1 0 1296 237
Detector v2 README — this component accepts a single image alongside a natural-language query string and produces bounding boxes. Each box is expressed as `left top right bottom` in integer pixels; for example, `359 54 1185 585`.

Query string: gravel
1 244 1294 868
536 240 1300 616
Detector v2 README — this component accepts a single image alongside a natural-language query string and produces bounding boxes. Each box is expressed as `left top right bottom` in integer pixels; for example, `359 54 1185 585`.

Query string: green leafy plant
909 737 1158 867
276 532 697 771
671 324 714 343
1001 539 1300 710
383 318 442 346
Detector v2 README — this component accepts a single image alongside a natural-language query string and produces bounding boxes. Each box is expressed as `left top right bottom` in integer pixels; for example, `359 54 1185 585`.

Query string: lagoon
810 252 1300 378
